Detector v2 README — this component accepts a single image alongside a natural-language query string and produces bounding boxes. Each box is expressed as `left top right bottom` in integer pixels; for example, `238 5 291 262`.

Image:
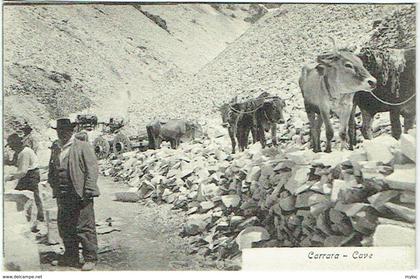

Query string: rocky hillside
145 4 411 124
5 4 413 133
4 3 259 131
368 5 416 49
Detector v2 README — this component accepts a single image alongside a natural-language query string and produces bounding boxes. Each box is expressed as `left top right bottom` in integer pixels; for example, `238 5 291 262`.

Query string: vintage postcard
2 0 416 273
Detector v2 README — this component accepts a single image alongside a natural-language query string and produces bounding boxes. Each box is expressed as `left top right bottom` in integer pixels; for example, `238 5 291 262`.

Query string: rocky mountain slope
144 4 411 125
5 4 413 133
4 3 258 131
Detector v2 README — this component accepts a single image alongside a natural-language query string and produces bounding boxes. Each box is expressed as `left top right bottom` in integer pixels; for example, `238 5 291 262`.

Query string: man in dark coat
48 118 100 271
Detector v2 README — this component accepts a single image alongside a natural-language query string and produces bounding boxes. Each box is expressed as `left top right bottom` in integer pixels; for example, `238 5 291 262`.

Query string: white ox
299 43 377 152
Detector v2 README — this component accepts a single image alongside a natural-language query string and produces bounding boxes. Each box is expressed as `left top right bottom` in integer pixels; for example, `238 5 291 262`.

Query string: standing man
5 133 44 231
48 118 100 271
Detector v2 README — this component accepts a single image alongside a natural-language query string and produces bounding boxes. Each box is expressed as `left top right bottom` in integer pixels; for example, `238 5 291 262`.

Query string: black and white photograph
2 1 416 272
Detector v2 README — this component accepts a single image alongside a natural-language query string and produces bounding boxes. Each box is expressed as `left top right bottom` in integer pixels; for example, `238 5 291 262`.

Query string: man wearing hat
5 133 44 229
48 118 100 271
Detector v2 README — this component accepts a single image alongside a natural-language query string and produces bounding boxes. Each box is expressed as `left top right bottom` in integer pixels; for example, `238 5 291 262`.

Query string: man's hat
51 118 76 130
6 133 23 148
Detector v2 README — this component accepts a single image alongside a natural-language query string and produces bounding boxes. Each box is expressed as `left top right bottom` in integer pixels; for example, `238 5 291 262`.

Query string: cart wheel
113 132 132 154
93 136 110 159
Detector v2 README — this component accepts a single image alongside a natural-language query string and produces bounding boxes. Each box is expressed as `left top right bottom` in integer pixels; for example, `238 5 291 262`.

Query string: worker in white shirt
5 133 44 230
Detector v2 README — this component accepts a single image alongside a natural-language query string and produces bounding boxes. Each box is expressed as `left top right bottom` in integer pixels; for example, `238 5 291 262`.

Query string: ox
235 92 286 150
146 119 203 149
218 101 258 154
219 103 241 154
216 92 285 153
348 47 415 148
299 45 377 153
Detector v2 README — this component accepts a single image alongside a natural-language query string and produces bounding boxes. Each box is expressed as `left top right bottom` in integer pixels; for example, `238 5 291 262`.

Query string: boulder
246 166 261 183
316 211 334 235
335 202 370 217
235 226 270 250
295 183 313 195
212 209 224 218
187 207 198 215
183 214 212 236
197 183 222 201
114 188 141 202
373 224 415 246
384 202 415 223
312 150 350 168
310 201 333 217
4 202 41 271
384 167 415 191
324 235 348 247
295 191 328 208
367 190 400 212
4 190 34 212
128 176 140 187
285 166 311 193
311 233 326 244
221 195 241 208
237 216 259 231
197 169 210 182
179 164 196 179
269 173 290 187
279 194 296 211
328 209 353 236
361 168 386 182
377 217 415 229
346 150 368 165
392 149 413 165
273 160 295 171
286 150 316 165
260 164 275 178
200 201 216 213
399 191 415 204
400 133 415 162
331 180 348 202
338 184 369 204
230 216 245 228
351 208 378 235
363 138 394 164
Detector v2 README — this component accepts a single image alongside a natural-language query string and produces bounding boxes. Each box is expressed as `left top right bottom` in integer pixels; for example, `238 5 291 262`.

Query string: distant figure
18 122 40 154
48 118 100 271
4 133 44 231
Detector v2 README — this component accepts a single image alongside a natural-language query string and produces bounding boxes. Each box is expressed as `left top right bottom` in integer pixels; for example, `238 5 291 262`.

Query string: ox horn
353 44 363 55
328 36 338 53
212 99 222 109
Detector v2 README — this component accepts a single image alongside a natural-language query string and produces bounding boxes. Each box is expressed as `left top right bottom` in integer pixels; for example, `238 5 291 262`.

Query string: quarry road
42 175 208 271
93 175 204 271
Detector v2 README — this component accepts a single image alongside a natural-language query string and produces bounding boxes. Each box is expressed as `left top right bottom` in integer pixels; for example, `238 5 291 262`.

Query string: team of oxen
146 41 415 154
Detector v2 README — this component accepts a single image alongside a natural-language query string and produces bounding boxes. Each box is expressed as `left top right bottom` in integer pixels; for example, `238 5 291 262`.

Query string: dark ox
146 119 203 149
219 103 242 154
217 92 286 153
349 47 415 148
299 48 377 153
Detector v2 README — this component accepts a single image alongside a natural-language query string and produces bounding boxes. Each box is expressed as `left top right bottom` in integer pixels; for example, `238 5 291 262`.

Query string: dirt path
41 175 212 271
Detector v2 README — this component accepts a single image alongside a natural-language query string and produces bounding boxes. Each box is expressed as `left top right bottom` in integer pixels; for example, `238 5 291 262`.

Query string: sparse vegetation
132 4 170 33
